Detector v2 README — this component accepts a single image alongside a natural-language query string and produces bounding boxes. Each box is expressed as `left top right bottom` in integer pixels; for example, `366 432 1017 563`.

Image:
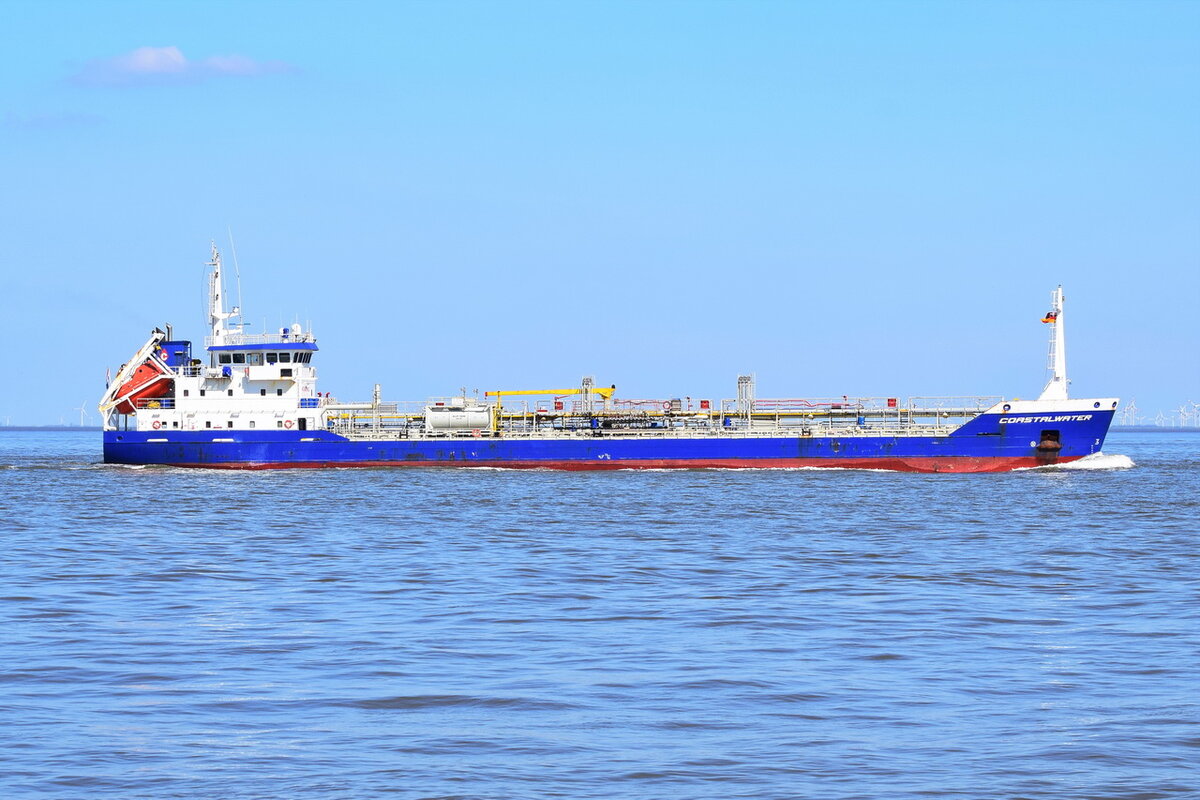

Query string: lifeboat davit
113 359 173 414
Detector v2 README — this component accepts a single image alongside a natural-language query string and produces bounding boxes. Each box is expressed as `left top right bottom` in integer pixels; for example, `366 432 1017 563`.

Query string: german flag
1041 311 1058 324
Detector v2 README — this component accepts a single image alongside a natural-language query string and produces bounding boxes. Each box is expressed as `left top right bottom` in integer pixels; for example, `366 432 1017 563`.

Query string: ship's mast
1038 285 1068 401
207 242 240 347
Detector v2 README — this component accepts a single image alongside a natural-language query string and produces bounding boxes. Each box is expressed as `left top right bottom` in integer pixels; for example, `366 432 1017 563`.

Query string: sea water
0 431 1195 799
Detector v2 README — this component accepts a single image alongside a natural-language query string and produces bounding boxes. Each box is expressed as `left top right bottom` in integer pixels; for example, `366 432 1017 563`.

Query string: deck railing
320 396 998 440
203 331 316 347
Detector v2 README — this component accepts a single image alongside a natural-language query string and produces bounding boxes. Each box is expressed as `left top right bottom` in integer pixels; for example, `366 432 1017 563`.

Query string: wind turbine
1122 398 1139 426
1113 398 1132 424
75 403 91 427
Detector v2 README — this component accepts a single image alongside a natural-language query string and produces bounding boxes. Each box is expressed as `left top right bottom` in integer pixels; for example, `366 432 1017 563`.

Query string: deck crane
483 379 616 432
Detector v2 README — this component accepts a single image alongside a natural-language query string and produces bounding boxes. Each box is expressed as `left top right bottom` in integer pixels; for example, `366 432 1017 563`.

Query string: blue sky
1 0 1197 425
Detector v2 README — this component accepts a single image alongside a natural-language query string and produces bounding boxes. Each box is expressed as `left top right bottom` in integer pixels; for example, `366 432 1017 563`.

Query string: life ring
152 420 161 429
284 420 293 429
662 401 672 411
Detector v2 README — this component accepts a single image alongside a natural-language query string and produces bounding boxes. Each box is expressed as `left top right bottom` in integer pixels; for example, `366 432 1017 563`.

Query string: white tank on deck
424 403 492 432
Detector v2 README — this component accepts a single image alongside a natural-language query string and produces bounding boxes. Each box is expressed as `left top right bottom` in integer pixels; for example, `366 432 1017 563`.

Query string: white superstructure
100 246 326 433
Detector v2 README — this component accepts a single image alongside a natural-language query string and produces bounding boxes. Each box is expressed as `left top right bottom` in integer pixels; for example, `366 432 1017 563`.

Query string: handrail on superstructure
203 332 316 347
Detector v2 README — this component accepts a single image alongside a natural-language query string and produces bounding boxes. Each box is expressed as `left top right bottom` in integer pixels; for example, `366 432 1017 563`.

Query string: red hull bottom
165 455 1080 474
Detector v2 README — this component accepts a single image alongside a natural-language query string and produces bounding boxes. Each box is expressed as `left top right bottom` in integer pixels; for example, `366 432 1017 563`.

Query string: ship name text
999 414 1094 424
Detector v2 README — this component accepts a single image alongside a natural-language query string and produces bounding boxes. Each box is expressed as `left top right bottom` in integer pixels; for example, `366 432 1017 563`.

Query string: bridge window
266 352 277 363
218 354 232 364
248 353 262 365
278 352 291 363
232 353 246 364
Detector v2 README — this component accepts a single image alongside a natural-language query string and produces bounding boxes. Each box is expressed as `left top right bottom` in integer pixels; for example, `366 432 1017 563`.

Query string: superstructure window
227 389 233 396
227 421 233 428
218 354 232 364
249 421 256 429
199 389 206 397
205 420 212 429
279 353 291 363
260 389 266 396
183 390 189 397
232 353 246 365
266 353 277 363
248 353 262 365
276 389 283 396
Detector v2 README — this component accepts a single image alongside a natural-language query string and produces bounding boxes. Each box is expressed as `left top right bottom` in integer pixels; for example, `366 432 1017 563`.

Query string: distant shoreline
0 426 103 432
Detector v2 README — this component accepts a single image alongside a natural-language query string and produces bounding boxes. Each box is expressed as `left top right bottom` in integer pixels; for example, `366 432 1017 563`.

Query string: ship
100 246 1117 472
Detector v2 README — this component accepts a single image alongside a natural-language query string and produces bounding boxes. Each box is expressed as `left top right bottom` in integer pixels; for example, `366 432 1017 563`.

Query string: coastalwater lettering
999 413 1094 424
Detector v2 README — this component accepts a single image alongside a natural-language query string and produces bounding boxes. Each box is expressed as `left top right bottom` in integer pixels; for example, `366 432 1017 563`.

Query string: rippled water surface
1 431 1196 799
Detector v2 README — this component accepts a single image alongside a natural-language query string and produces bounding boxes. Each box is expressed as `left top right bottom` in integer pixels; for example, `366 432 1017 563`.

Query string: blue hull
103 411 1115 473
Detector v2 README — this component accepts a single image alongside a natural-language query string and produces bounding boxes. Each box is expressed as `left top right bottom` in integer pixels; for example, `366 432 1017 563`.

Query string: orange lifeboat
113 359 173 414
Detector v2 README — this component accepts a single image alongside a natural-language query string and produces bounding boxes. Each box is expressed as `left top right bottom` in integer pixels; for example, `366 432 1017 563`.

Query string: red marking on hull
163 456 1081 473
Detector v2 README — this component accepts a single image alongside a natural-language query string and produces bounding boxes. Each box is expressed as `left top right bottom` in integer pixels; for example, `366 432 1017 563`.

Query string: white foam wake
1047 452 1135 471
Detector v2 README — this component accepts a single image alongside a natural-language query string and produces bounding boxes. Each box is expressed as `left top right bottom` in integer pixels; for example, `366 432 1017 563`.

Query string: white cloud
71 46 293 87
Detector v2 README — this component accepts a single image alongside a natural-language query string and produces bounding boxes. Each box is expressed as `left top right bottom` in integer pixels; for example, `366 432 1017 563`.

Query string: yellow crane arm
484 387 615 400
